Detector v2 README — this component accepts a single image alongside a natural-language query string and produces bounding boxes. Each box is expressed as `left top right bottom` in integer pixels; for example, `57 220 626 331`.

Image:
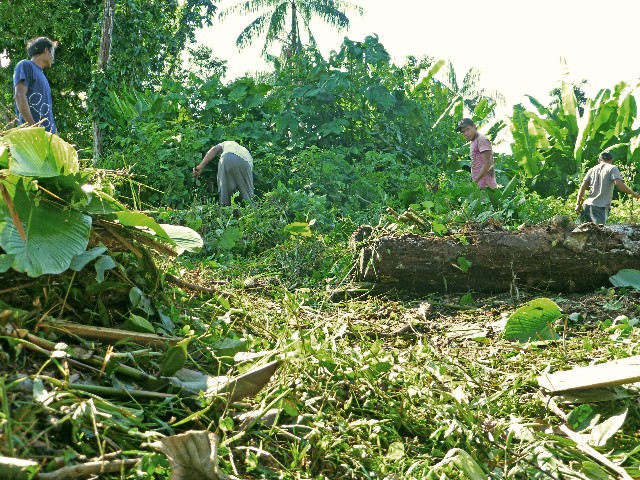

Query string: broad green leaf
588 409 627 447
432 95 462 129
0 145 8 168
4 128 78 177
609 269 640 289
160 343 188 377
212 338 248 357
615 93 636 137
560 74 578 136
284 222 312 237
414 59 445 92
567 404 596 431
122 314 155 334
70 246 108 271
510 105 540 177
103 211 170 241
432 221 447 236
580 461 614 480
0 254 14 273
159 224 203 253
130 287 154 315
217 226 242 250
503 298 561 342
94 255 116 283
0 178 91 277
82 188 127 215
526 95 551 116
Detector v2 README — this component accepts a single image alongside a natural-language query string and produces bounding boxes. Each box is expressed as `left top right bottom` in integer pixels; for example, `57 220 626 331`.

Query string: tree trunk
92 0 115 163
356 223 640 293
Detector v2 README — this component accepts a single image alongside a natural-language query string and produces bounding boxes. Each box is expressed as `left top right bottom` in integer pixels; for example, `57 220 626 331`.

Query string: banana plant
0 127 202 277
509 78 640 195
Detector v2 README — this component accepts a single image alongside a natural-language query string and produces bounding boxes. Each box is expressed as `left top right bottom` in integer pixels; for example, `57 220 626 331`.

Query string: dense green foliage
0 0 216 149
3 4 640 480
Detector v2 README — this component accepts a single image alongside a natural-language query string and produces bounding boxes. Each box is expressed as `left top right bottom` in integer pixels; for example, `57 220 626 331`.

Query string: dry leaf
150 430 227 480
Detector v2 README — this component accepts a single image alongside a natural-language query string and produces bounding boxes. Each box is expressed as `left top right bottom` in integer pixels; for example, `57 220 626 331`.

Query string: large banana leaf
159 224 203 253
0 177 91 277
3 127 79 177
510 105 541 176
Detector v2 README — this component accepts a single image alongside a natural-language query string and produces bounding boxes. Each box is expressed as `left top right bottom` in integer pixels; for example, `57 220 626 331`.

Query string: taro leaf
609 269 640 289
0 178 91 277
588 409 627 447
94 255 116 283
0 254 14 273
4 127 78 177
70 246 107 271
150 431 227 480
209 360 281 403
160 224 203 253
503 298 561 342
70 246 116 283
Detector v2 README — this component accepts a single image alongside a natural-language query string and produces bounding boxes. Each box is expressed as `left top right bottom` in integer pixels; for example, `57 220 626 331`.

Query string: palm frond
262 2 289 53
235 12 272 50
219 0 278 20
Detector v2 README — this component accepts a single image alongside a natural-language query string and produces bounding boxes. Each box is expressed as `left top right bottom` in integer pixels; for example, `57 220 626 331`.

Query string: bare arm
473 150 493 182
575 180 590 213
14 82 36 125
614 179 640 199
193 144 222 177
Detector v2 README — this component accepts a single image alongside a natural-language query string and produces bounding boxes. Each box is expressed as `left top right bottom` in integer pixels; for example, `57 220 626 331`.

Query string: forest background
2 0 640 479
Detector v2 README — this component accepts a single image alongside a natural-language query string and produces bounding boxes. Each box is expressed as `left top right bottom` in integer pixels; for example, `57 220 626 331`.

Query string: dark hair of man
27 37 58 57
600 151 614 162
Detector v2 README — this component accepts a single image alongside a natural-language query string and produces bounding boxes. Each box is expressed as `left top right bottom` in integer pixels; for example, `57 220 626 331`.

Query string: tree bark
92 0 115 163
356 223 640 293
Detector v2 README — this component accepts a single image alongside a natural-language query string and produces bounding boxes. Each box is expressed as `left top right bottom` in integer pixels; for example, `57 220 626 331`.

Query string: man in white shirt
575 151 640 224
193 141 254 206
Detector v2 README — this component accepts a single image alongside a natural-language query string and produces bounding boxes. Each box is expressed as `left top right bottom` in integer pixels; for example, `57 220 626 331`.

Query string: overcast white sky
196 0 640 112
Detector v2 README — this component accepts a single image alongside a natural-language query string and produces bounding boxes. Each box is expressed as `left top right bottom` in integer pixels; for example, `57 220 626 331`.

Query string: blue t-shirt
13 60 57 133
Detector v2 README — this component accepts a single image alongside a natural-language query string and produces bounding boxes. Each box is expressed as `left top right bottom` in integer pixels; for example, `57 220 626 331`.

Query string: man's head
27 37 58 68
456 118 477 141
599 151 614 163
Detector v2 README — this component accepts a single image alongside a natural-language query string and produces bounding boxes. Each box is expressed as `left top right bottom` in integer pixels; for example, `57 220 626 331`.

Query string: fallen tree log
356 223 640 293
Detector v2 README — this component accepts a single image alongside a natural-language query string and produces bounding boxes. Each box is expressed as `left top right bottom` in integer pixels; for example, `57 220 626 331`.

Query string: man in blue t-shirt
13 37 58 133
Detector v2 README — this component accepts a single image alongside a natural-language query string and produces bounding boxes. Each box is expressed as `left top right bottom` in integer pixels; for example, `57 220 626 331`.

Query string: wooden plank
538 355 640 392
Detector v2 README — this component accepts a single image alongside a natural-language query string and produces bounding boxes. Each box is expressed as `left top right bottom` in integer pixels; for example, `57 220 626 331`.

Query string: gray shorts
217 152 254 206
580 204 608 224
